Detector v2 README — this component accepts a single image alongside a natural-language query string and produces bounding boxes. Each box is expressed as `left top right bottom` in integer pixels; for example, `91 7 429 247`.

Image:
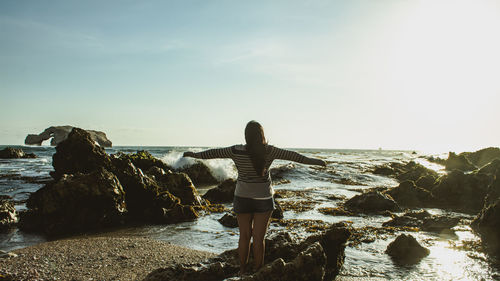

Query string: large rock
478 159 500 177
116 150 171 173
144 222 352 281
420 216 460 232
148 167 204 206
50 128 113 180
396 161 439 183
384 180 434 208
25 125 112 147
461 147 500 168
177 162 219 186
202 179 236 203
21 168 126 235
0 195 17 231
218 213 238 228
432 170 491 213
385 234 430 264
444 152 476 171
344 191 400 213
0 147 36 159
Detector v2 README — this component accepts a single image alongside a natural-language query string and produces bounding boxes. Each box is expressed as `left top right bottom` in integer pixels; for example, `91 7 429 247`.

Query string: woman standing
183 121 326 274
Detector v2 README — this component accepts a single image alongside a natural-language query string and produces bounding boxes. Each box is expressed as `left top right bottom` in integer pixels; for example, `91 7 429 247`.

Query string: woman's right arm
270 146 326 167
183 146 233 159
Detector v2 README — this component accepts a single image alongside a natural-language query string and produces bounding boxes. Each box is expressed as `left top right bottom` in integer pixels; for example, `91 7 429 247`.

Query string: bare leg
251 210 273 271
236 213 253 274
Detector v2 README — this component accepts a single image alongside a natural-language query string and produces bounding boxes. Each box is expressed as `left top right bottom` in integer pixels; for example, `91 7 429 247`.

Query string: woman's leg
236 213 253 274
251 210 273 271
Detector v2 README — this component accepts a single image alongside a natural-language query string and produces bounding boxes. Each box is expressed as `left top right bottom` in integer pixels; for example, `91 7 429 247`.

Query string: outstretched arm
183 147 233 159
270 146 326 167
302 156 326 167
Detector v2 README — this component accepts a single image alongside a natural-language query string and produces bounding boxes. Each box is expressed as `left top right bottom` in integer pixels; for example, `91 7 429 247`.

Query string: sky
1 0 499 152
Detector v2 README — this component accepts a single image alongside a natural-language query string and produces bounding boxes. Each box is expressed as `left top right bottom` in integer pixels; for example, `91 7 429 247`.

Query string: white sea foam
161 149 236 181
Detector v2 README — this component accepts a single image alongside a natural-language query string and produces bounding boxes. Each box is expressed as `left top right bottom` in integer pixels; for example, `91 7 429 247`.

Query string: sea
0 145 498 280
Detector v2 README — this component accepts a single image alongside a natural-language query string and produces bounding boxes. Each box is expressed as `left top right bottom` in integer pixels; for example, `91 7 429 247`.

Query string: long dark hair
245 121 268 176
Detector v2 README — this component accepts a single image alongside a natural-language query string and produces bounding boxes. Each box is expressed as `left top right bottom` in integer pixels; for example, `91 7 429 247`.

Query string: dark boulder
271 199 284 219
0 147 36 159
0 195 17 231
472 198 500 254
177 162 219 186
444 152 476 171
421 216 460 232
385 180 434 208
161 203 199 224
154 169 205 206
385 234 430 264
396 161 439 183
372 166 394 176
202 179 236 204
218 213 238 228
144 222 351 281
432 170 491 213
478 159 500 177
382 215 421 228
461 147 500 168
344 191 400 213
114 150 171 173
50 128 113 180
21 168 126 235
415 174 438 191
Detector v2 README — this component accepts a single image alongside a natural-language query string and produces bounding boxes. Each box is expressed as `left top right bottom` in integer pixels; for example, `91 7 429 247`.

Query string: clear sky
1 0 499 152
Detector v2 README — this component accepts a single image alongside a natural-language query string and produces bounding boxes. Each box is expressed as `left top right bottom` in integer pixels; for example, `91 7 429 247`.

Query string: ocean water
0 145 498 280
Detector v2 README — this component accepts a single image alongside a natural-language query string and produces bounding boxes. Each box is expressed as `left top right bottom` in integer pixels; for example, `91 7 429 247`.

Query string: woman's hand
183 151 195 158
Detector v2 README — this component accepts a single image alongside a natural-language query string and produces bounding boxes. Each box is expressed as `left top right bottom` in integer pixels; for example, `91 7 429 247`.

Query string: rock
177 162 219 186
0 195 17 231
162 203 199 223
382 215 421 228
396 161 439 182
344 191 400 213
385 234 430 264
432 170 492 213
405 210 432 220
50 128 113 180
115 150 171 173
21 168 127 235
461 147 500 168
271 199 284 219
218 213 238 228
478 159 500 177
444 152 476 171
154 170 205 206
202 179 236 203
472 198 500 254
372 166 394 176
144 222 351 281
426 156 446 166
415 174 438 191
384 180 434 208
421 216 460 232
0 147 36 159
25 125 112 147
0 250 18 258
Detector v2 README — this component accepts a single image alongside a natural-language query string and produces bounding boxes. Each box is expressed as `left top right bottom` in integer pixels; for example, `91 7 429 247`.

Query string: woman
183 120 326 274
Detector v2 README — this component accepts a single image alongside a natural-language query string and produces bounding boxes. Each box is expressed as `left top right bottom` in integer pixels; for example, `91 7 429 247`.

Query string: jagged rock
25 125 112 147
50 128 113 180
396 161 439 182
461 147 500 168
271 199 284 219
162 203 199 224
21 168 126 235
382 215 421 228
0 195 17 231
154 169 205 206
432 170 491 213
415 174 438 191
420 216 460 232
344 191 400 213
405 210 432 220
384 180 434 208
177 162 219 186
478 159 500 177
202 179 236 203
0 147 36 159
218 213 238 228
385 234 430 264
472 198 500 254
115 150 171 173
445 152 476 171
144 223 351 281
372 166 394 176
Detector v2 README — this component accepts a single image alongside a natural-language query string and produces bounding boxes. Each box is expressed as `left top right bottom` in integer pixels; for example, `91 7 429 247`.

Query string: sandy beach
0 236 216 281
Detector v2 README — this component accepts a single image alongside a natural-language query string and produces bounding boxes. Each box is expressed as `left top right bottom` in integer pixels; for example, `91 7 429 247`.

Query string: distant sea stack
25 126 112 147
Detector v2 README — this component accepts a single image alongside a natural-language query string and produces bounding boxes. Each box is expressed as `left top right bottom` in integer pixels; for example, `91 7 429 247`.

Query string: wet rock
144 222 351 281
382 215 421 228
271 199 284 219
177 162 219 186
154 170 205 206
396 161 439 182
461 147 500 168
202 179 236 203
432 170 491 213
445 152 476 171
21 168 127 235
372 166 394 176
385 234 430 264
50 128 113 180
114 150 171 173
426 156 446 166
421 216 460 232
385 180 434 208
0 195 17 231
344 191 401 213
25 125 112 147
0 147 36 159
478 159 500 177
405 210 432 220
218 213 238 228
161 203 199 224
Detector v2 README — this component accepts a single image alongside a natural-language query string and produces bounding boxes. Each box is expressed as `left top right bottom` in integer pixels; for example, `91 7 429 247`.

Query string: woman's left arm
183 146 233 159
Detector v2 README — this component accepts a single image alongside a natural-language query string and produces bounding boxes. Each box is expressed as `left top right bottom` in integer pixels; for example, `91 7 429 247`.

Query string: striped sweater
191 145 308 199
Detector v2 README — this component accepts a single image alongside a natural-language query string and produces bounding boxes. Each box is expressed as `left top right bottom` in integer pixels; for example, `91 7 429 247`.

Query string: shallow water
0 145 498 280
